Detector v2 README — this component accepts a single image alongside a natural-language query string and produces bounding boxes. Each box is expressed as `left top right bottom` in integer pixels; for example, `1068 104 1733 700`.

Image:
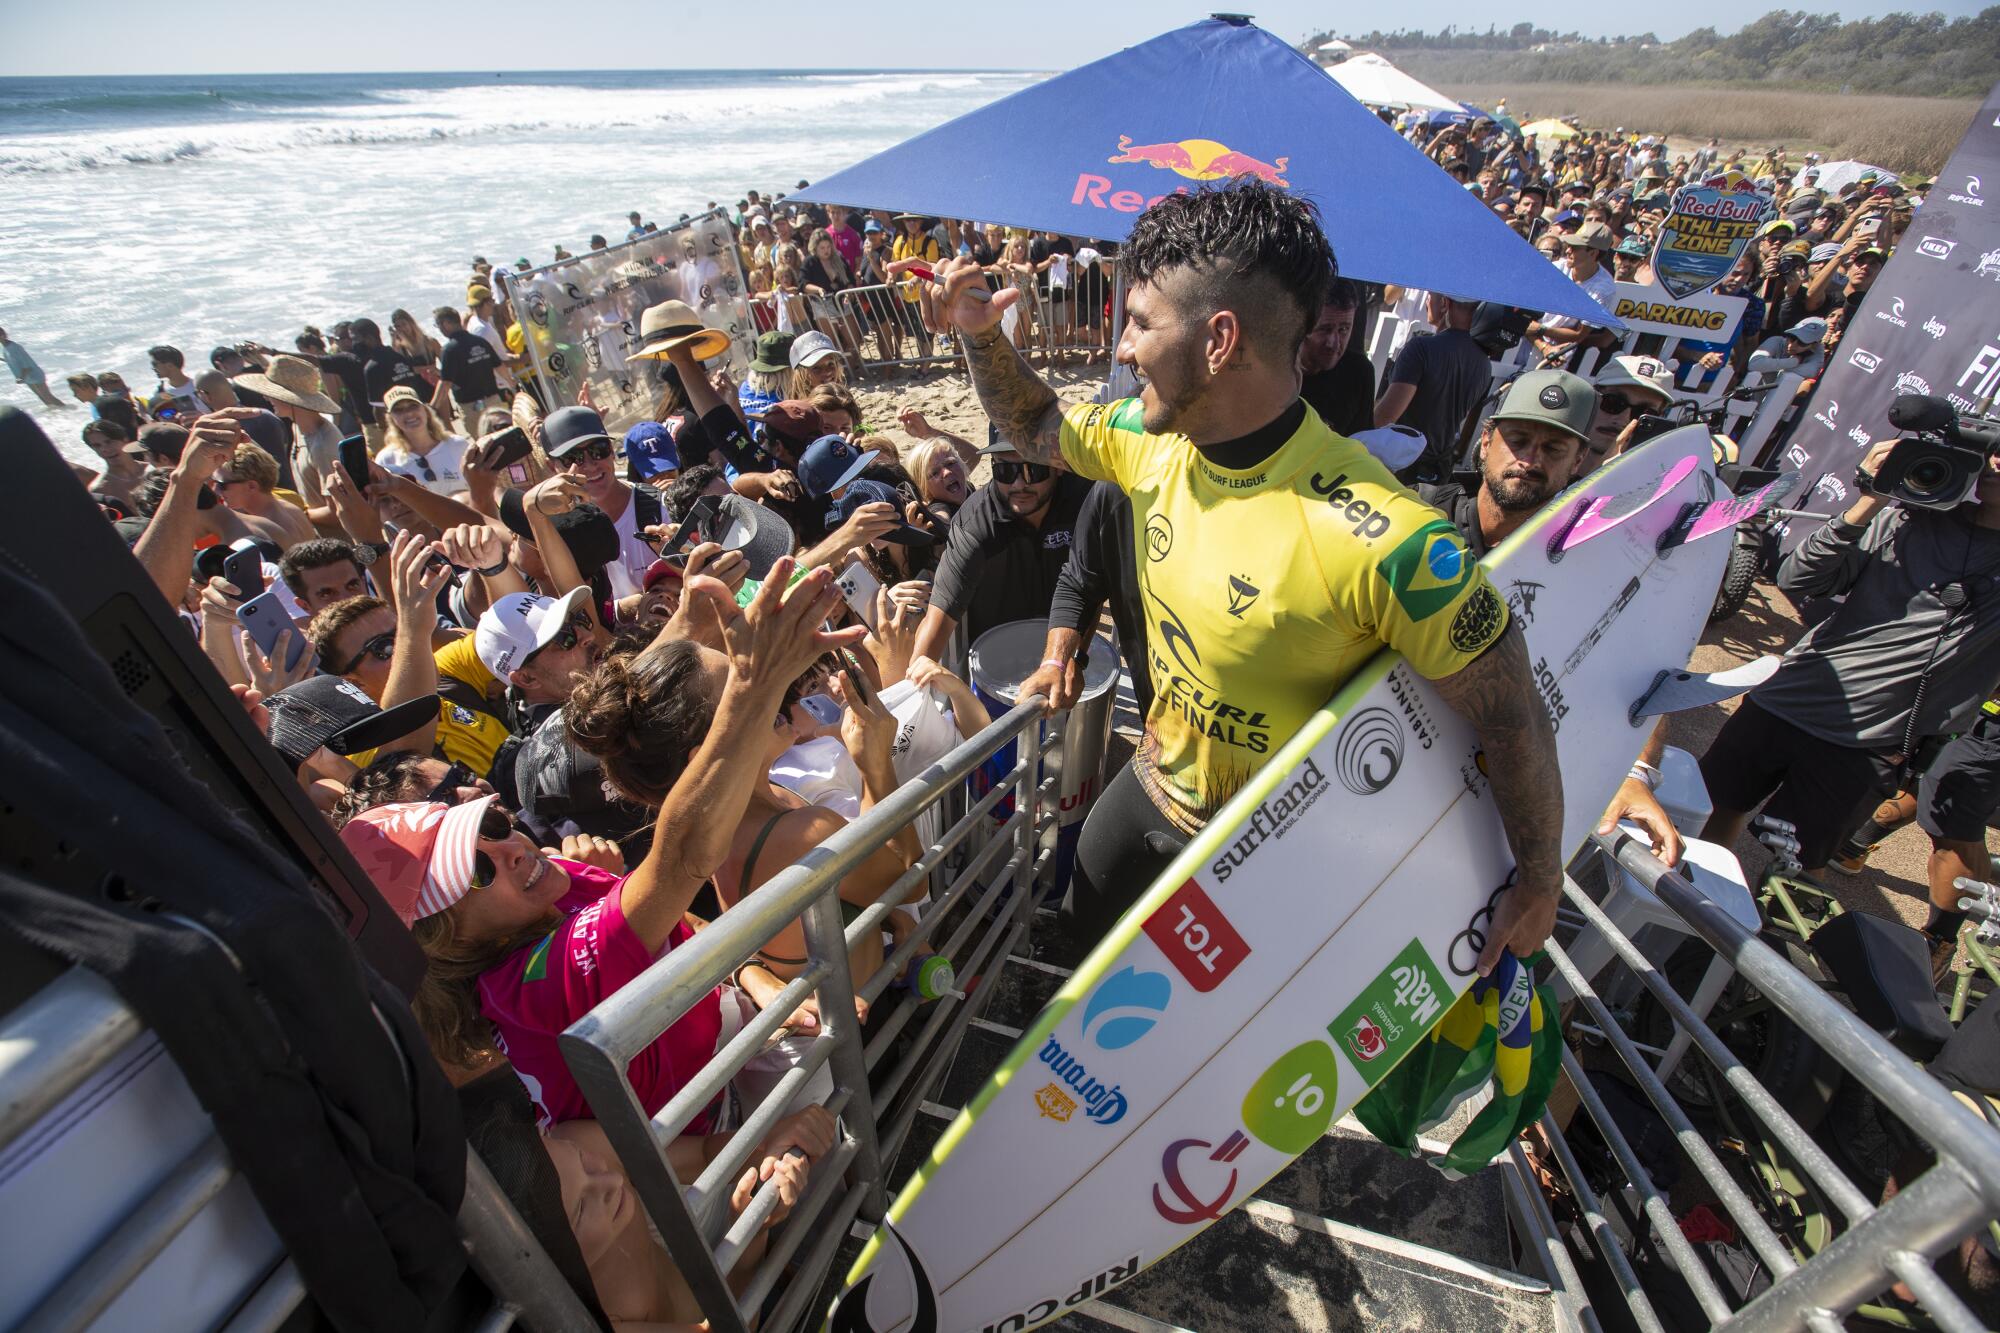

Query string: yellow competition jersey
1060 398 1507 833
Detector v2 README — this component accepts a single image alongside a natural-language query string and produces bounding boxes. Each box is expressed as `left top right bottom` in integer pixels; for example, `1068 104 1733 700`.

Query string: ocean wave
0 84 381 119
0 72 1028 175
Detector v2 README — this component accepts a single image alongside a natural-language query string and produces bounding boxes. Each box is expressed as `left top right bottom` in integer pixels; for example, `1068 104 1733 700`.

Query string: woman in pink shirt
341 560 865 1133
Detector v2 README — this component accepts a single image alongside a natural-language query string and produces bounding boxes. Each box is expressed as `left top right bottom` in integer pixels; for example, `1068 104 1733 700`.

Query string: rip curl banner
1773 81 2000 551
1651 172 1774 300
498 209 753 439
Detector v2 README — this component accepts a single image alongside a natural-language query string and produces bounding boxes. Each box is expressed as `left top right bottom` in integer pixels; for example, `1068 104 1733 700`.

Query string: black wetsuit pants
1061 758 1190 942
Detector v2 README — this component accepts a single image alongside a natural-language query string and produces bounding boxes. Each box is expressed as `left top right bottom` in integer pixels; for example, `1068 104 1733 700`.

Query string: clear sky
2 0 1990 75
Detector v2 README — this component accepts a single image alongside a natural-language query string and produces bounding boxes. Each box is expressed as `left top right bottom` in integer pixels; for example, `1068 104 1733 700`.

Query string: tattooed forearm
966 325 1065 466
1432 622 1566 895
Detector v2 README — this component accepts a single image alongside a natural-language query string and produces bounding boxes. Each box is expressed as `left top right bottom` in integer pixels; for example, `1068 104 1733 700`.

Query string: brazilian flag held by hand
1352 950 1562 1179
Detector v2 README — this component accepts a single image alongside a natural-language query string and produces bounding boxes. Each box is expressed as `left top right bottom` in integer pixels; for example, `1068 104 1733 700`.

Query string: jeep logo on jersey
1081 966 1172 1050
1307 472 1395 541
829 1221 937 1333
1377 519 1475 621
1332 707 1403 795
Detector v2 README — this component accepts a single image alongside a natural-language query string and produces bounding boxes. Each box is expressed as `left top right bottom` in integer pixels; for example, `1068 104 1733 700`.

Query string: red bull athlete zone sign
1614 170 1772 340
1074 135 1292 214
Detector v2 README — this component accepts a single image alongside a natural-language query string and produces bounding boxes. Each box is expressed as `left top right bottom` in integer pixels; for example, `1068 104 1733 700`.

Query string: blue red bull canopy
792 16 1618 328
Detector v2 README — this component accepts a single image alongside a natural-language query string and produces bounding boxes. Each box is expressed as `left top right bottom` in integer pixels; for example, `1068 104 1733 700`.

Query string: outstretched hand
917 256 1008 338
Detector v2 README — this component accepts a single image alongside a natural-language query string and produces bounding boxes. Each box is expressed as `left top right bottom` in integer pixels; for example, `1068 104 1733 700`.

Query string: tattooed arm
920 257 1065 466
1431 622 1566 974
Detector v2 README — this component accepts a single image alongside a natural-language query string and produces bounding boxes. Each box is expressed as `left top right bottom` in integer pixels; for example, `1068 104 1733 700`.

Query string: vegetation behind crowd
1306 9 2000 98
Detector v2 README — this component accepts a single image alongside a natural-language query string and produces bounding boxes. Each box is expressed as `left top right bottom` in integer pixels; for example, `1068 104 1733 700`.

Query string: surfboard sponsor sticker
1033 1037 1129 1125
1331 708 1403 795
1376 518 1474 621
1212 756 1334 881
1080 966 1173 1049
1240 1040 1340 1153
1152 1129 1250 1224
1329 938 1448 1085
1142 879 1249 992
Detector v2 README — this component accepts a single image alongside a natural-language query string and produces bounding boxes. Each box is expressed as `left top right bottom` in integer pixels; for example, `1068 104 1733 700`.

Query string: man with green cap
1419 368 1597 560
1423 367 1688 866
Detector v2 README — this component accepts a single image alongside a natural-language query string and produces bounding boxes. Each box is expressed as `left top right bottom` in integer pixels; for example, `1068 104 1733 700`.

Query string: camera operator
1699 423 2000 881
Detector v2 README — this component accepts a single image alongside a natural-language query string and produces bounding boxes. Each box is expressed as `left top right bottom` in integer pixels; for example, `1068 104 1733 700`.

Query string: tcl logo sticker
1143 880 1249 992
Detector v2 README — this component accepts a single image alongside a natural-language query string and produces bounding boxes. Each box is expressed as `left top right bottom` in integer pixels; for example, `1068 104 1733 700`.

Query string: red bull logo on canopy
1074 134 1291 214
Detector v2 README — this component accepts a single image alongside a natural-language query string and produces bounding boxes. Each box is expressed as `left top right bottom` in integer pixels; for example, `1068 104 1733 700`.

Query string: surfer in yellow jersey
914 182 1565 975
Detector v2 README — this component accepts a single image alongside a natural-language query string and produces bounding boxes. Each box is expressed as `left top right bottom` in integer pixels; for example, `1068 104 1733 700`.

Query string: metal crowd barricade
1517 829 2000 1333
0 966 598 1333
558 698 1057 1333
834 283 957 375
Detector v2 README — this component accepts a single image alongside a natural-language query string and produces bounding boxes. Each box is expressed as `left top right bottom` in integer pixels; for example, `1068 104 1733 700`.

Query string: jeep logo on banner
1775 78 2000 551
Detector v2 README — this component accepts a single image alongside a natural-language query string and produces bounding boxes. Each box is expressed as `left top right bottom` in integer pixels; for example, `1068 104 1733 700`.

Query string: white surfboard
831 430 1766 1333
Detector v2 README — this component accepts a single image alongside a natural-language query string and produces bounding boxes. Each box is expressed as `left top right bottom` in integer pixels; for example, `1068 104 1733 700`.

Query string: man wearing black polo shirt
911 437 1091 662
433 306 504 439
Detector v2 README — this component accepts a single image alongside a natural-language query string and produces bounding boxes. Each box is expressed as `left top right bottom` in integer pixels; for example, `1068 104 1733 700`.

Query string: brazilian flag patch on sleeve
1377 520 1474 621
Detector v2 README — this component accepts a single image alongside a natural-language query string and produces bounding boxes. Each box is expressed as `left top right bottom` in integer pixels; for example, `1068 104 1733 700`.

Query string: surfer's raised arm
921 256 1065 466
1431 621 1566 974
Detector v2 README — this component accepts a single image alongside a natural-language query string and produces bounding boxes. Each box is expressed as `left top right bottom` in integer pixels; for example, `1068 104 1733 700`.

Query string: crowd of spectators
14 116 1995 1319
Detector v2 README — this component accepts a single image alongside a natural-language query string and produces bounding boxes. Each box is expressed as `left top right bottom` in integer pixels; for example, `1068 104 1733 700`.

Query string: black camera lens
1905 455 1957 499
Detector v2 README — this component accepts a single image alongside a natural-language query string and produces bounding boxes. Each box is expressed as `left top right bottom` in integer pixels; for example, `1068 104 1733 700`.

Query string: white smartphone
834 559 882 628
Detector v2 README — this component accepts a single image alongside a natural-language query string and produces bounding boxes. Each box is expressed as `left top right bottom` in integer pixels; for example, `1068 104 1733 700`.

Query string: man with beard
1298 277 1375 437
1424 368 1687 865
909 434 1092 660
1419 369 1595 559
917 182 1564 971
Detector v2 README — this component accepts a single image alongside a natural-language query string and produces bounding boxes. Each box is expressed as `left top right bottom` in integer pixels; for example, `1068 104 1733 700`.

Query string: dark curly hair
1122 180 1336 361
565 641 715 808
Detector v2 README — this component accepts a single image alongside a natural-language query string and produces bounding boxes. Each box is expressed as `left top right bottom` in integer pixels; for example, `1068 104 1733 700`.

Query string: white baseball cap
1596 354 1675 399
788 330 842 369
475 587 591 683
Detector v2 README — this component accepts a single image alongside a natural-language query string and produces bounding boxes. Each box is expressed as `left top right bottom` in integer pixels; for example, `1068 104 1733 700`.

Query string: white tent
1794 159 1899 194
1324 51 1461 113
1318 38 1352 52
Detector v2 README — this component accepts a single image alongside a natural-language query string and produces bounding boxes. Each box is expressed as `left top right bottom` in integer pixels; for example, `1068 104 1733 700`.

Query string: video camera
1870 394 2000 510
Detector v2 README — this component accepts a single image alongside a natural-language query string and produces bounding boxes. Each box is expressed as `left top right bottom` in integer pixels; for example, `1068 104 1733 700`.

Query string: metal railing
0 966 597 1333
827 278 1115 378
1524 829 2000 1333
558 696 1057 1333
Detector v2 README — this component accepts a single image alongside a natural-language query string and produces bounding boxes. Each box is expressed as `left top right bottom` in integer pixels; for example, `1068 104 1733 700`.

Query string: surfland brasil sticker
1377 520 1474 621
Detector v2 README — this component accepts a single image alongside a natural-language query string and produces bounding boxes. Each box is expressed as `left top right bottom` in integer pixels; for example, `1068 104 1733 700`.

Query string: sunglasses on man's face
991 458 1053 485
1597 392 1653 418
522 615 587 669
469 805 521 890
332 630 396 675
560 441 615 465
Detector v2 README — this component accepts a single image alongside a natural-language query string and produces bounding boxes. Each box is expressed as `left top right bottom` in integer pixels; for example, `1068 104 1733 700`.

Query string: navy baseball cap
798 434 878 500
624 422 680 482
829 480 934 546
542 405 612 458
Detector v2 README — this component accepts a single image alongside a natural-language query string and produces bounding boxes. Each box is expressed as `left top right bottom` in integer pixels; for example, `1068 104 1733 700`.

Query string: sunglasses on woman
991 458 1053 484
560 441 616 464
332 630 396 676
469 805 521 890
1597 392 1647 418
